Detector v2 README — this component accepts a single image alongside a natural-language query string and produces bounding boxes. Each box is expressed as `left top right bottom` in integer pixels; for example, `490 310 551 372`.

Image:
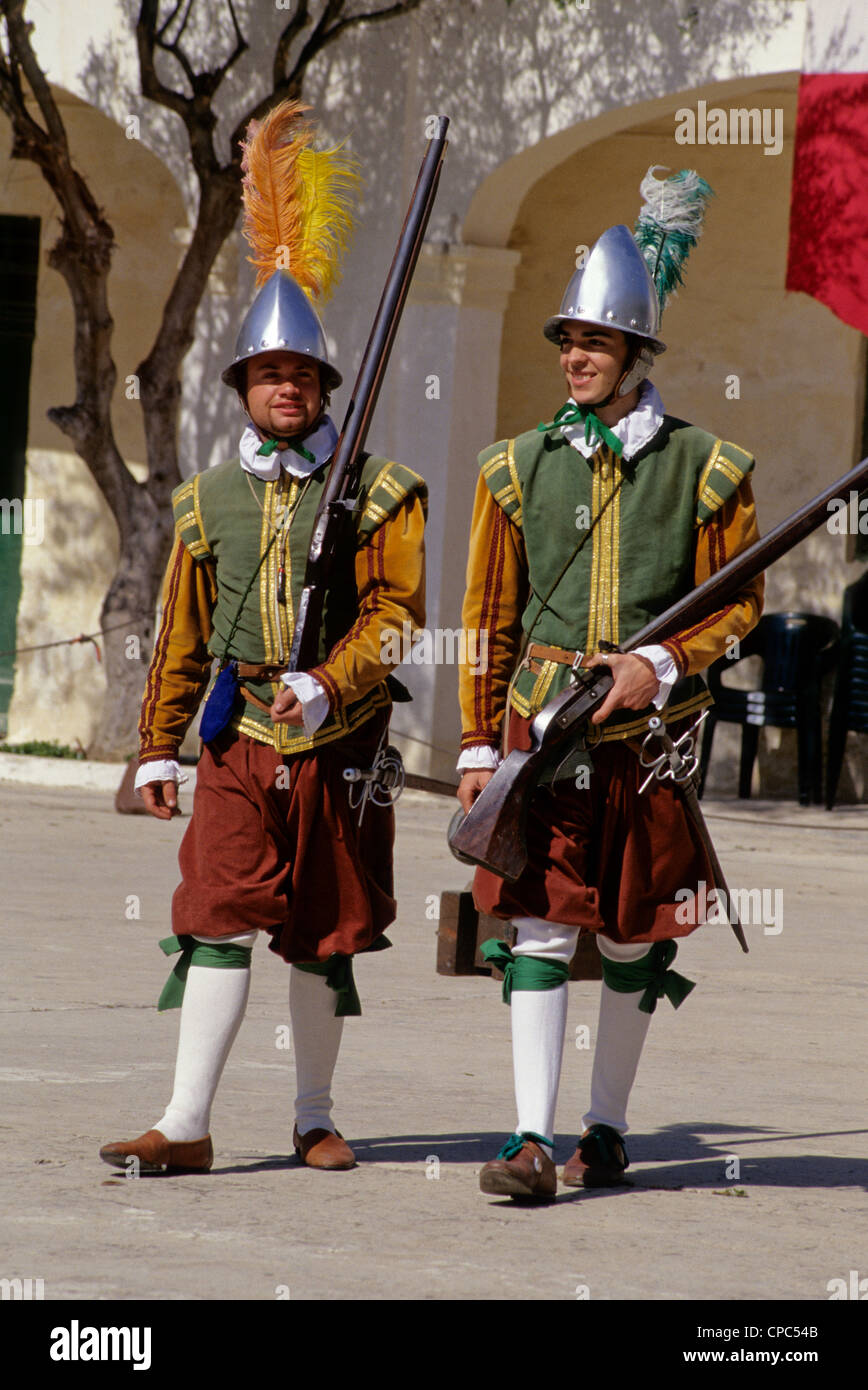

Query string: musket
450 454 868 880
288 117 449 673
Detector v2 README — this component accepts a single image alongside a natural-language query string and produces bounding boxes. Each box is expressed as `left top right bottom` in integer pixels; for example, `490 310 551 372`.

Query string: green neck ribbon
537 402 624 457
481 938 570 1005
157 935 252 1012
257 436 316 464
601 940 695 1015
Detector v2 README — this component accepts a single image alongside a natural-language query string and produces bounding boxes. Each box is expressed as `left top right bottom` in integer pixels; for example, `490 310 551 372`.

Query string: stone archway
1 86 188 749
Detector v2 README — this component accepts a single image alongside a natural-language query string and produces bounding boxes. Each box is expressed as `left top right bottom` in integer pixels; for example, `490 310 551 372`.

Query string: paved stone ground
1 775 867 1306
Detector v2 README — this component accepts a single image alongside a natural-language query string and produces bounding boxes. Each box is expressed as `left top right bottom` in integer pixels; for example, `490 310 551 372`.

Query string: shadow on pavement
207 1122 868 1190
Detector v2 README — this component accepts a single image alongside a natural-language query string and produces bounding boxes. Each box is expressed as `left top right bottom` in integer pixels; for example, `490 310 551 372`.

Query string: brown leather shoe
99 1128 213 1174
292 1125 356 1170
562 1123 629 1188
479 1134 556 1199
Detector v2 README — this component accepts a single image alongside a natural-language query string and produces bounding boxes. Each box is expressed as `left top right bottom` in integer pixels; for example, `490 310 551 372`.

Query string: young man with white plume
456 166 763 1198
99 103 427 1176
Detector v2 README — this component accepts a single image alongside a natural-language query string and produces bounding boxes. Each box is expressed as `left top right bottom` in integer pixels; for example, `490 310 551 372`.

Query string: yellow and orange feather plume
240 99 360 302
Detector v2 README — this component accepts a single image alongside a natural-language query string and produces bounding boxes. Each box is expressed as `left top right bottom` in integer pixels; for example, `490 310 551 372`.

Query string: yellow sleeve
458 471 529 750
662 478 764 677
310 493 426 711
138 533 217 762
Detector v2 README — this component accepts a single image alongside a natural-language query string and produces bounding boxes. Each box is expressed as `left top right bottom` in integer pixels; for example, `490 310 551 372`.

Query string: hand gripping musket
288 117 449 675
449 454 868 880
639 712 748 953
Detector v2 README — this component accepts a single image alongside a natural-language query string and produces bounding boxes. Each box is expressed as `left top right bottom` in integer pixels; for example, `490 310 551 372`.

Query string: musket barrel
288 118 449 672
624 455 868 653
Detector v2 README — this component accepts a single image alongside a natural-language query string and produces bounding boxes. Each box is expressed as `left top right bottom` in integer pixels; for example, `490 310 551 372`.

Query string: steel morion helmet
221 270 342 394
223 99 359 401
543 168 714 396
543 224 666 355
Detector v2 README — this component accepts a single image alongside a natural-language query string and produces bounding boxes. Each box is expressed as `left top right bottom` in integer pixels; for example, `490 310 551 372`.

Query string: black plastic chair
697 612 840 805
825 572 868 808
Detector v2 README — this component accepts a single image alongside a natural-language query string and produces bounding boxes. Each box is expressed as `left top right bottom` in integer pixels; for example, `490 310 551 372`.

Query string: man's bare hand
457 768 495 814
271 687 305 726
584 652 660 725
141 780 180 820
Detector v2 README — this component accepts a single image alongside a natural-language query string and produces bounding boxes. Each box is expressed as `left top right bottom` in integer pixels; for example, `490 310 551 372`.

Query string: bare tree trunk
93 509 166 759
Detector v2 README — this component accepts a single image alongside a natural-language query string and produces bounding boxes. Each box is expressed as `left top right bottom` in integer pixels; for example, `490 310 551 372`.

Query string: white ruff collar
561 380 665 461
239 417 338 480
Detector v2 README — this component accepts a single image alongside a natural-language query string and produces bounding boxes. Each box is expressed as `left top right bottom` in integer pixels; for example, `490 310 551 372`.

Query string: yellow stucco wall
496 80 868 798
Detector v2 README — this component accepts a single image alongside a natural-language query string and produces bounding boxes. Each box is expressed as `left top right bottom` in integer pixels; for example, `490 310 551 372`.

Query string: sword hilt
638 711 706 793
639 712 749 955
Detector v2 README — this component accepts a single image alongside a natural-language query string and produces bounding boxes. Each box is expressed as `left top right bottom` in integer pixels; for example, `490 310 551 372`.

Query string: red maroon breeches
172 721 396 963
473 712 714 944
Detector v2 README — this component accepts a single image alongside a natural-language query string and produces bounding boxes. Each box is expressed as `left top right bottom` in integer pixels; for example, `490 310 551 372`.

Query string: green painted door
0 216 40 734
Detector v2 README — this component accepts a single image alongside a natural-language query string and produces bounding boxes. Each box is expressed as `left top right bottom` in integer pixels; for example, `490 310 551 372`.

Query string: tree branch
136 0 191 121
0 0 67 145
273 0 311 89
229 0 426 154
154 0 198 92
0 0 137 529
286 0 425 98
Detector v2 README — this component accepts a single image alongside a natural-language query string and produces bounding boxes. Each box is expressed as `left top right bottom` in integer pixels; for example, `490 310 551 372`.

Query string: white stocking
290 967 345 1136
509 917 579 1151
155 930 255 1143
582 937 653 1136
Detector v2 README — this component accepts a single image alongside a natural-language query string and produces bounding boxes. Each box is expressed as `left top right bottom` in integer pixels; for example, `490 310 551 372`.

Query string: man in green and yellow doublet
100 267 425 1179
457 216 762 1200
143 447 425 763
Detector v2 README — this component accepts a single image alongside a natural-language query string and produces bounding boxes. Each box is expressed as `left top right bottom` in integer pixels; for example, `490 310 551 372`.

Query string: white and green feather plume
633 165 714 314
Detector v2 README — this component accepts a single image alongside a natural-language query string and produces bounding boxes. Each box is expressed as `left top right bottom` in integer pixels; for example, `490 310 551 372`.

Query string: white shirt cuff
280 672 330 735
134 760 187 795
634 644 679 710
457 745 502 772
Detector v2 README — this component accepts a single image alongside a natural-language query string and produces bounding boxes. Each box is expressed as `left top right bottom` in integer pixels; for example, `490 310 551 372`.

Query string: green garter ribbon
293 937 391 1018
537 402 624 457
157 935 252 1012
497 1131 552 1160
601 940 695 1015
480 939 570 1005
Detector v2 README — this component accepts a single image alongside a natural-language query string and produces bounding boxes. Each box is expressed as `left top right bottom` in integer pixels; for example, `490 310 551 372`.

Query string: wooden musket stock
289 117 449 672
450 454 868 879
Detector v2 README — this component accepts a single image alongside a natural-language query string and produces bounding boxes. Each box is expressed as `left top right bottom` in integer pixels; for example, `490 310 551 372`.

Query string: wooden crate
436 890 602 981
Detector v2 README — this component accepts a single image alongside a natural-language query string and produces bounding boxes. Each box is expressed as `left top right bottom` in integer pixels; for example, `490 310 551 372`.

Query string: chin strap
615 345 654 398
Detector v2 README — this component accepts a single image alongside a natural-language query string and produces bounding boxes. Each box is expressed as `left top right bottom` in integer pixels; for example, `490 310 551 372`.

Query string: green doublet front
171 454 422 754
480 417 754 740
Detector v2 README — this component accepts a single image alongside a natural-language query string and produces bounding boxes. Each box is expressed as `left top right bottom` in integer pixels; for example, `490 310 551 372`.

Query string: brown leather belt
236 661 289 681
240 687 274 714
233 662 289 715
525 642 585 676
